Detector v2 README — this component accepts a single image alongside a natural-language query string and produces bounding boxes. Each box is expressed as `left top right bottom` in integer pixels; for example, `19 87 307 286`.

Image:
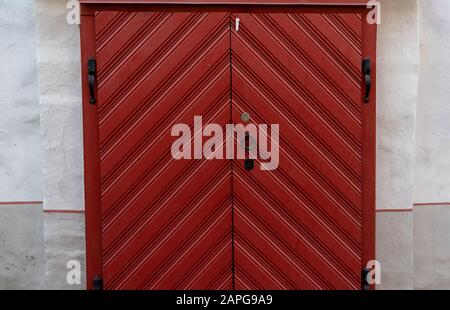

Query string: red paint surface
43 210 85 214
0 201 43 205
414 203 450 207
80 0 371 5
96 11 232 290
81 3 376 290
376 209 413 213
231 10 369 290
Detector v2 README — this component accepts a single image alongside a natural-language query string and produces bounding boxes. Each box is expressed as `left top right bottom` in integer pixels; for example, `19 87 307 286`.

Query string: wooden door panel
231 11 370 290
95 11 232 290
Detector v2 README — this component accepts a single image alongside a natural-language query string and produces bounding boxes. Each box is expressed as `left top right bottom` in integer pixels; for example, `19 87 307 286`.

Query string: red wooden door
81 4 375 291
231 10 373 290
93 11 233 289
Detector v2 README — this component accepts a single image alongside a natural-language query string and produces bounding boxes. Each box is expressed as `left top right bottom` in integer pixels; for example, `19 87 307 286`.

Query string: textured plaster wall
0 0 42 201
0 0 46 290
34 0 86 289
44 212 86 290
414 0 450 203
377 0 419 212
0 203 46 290
375 0 419 289
414 205 450 289
34 0 84 212
377 211 414 290
413 0 450 290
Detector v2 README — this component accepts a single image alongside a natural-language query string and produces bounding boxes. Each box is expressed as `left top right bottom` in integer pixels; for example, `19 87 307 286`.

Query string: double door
81 7 376 290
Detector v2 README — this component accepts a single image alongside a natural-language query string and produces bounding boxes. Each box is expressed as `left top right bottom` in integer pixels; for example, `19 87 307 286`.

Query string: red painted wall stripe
0 201 43 205
376 208 413 213
43 209 85 214
414 202 450 207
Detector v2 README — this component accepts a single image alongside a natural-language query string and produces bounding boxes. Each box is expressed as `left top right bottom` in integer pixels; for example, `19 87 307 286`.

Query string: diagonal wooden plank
231 11 364 290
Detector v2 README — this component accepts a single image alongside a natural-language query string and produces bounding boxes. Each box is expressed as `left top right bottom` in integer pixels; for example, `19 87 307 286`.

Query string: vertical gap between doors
229 12 235 291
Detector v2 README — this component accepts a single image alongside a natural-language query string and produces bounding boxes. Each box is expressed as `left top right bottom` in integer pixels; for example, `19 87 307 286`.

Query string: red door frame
80 1 376 290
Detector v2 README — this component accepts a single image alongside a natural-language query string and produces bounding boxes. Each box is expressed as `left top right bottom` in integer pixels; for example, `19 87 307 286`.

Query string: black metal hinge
362 58 372 103
244 158 255 171
361 268 371 290
88 58 97 104
92 276 103 290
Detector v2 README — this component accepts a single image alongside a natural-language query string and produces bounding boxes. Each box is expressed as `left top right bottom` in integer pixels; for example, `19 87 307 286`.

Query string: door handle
242 131 255 171
244 159 254 171
88 58 97 104
362 58 371 103
242 131 256 152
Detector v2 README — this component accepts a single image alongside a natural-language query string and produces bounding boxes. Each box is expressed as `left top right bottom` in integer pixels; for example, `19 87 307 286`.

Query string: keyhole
241 112 250 122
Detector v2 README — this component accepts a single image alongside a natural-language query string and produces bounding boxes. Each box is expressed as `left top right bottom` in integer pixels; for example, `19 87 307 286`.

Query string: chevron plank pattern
95 11 233 290
94 9 366 290
231 12 363 290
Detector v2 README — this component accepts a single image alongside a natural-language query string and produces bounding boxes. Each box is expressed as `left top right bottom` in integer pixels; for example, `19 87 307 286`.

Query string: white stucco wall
376 0 419 290
414 205 450 289
414 0 450 203
34 0 84 212
377 0 419 212
0 203 45 289
413 0 450 290
34 0 86 289
0 0 42 201
0 0 45 290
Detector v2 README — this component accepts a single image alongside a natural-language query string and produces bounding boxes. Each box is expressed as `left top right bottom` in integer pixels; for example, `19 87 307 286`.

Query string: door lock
241 112 250 122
